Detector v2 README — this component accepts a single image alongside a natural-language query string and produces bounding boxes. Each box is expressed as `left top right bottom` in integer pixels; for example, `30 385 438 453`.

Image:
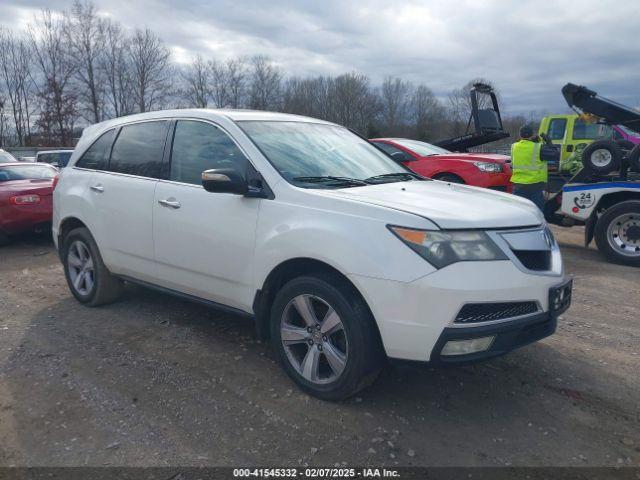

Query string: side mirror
202 168 248 195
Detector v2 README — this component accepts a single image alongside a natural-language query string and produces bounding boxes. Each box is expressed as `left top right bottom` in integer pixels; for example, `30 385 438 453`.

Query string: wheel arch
433 171 466 183
57 216 89 257
252 257 381 344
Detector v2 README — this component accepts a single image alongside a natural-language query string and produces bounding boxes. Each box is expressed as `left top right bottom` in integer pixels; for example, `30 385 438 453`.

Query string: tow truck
544 83 640 266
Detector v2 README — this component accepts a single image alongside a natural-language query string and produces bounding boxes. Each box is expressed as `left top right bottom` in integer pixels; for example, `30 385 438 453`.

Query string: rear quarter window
76 130 116 170
108 121 168 178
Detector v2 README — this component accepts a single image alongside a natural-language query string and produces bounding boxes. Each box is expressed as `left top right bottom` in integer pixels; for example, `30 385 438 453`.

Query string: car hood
429 152 511 164
321 180 542 229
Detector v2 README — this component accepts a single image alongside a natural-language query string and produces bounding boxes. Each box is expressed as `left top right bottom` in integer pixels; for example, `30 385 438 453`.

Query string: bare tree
380 77 413 135
328 73 379 134
0 29 34 145
29 9 77 146
128 28 171 113
412 84 446 141
100 19 134 118
248 55 282 110
182 55 210 108
66 0 106 123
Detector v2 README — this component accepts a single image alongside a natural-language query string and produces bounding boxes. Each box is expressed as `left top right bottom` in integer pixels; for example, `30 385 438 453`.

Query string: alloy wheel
280 294 349 384
67 240 95 295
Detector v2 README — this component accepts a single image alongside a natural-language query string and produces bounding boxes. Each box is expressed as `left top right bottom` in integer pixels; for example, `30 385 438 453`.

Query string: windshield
392 139 450 156
0 151 17 163
240 121 410 187
0 164 56 182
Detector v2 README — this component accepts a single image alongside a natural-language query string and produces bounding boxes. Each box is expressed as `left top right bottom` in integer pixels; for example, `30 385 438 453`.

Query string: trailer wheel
581 140 622 174
629 144 640 173
594 200 640 266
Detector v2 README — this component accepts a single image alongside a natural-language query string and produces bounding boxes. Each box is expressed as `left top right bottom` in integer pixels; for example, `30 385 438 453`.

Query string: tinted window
547 118 567 140
109 121 168 178
38 152 72 167
0 164 56 181
170 120 248 185
76 130 116 170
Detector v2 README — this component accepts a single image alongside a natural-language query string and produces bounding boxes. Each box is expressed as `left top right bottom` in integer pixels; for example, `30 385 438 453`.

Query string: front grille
513 250 552 271
455 301 539 324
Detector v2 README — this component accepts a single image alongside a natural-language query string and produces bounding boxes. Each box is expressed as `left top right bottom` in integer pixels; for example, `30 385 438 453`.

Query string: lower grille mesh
456 301 539 323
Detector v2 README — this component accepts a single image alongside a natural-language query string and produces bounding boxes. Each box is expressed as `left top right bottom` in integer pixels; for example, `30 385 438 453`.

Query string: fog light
441 336 495 356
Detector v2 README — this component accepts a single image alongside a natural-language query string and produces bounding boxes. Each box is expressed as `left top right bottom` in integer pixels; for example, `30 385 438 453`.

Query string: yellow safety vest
510 140 547 184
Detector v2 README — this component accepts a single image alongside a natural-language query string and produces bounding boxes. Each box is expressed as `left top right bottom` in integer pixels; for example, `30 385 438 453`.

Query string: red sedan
0 162 57 245
369 138 513 192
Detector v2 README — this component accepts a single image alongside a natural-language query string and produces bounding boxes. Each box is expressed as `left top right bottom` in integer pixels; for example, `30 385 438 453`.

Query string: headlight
474 161 502 173
389 226 508 269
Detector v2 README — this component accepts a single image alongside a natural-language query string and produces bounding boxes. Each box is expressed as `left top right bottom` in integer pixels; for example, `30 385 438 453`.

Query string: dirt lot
0 226 638 468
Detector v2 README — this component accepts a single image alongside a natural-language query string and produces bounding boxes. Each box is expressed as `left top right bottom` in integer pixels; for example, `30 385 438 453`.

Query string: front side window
170 120 248 185
76 130 116 170
240 121 410 187
109 121 168 178
372 142 405 156
547 118 567 140
0 164 56 181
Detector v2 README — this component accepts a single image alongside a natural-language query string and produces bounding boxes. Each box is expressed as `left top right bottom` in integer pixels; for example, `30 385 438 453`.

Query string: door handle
158 198 181 209
90 184 104 193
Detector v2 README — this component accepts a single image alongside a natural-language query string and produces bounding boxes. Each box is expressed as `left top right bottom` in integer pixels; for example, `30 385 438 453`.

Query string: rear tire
270 273 384 401
581 140 622 174
629 144 640 173
594 200 640 266
435 173 465 184
62 227 124 306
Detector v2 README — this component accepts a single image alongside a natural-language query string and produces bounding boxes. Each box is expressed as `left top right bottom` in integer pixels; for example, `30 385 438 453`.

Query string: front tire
62 227 124 306
594 201 640 266
270 273 384 401
435 173 465 184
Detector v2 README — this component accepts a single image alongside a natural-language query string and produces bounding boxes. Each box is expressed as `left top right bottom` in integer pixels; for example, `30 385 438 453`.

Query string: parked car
0 162 58 245
18 156 36 163
54 110 571 400
36 149 74 168
0 149 18 163
369 138 513 192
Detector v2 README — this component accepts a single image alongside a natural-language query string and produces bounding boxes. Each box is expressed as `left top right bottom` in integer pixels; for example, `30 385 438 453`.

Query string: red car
369 138 513 192
0 162 58 245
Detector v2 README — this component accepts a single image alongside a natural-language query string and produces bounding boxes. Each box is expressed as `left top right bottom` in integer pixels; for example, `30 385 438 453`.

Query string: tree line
0 0 530 148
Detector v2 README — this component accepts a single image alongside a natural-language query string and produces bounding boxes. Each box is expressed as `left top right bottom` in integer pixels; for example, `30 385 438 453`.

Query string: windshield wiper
293 176 370 187
364 172 425 183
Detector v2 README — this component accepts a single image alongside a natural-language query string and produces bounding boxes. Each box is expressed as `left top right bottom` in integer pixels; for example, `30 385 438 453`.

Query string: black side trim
118 275 254 319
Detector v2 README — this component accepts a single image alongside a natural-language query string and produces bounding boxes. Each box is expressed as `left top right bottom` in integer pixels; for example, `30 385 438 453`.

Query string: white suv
53 110 572 400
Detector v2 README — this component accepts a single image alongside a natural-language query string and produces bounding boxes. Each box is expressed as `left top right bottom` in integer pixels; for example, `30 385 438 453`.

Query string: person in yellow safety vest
510 124 548 210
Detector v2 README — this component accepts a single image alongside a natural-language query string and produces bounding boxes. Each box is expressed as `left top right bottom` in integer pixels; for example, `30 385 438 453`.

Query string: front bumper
429 311 556 365
349 260 568 362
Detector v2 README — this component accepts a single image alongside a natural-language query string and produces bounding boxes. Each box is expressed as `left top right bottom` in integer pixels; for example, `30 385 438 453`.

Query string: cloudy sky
1 0 639 116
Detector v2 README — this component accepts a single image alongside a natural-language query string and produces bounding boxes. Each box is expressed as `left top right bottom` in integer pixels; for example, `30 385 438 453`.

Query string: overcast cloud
1 0 638 115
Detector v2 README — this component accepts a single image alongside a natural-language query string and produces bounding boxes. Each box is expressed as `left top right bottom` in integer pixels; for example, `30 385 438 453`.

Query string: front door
152 120 260 312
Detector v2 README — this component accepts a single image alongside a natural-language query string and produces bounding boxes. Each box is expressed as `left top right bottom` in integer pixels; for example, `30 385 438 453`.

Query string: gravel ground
0 226 638 467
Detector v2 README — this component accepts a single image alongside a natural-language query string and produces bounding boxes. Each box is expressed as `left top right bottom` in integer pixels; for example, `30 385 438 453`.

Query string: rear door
89 120 170 282
152 119 260 311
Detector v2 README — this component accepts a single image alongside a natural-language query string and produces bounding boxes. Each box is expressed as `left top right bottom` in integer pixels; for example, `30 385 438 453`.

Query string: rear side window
169 120 248 185
109 121 168 178
547 118 567 140
76 130 115 170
